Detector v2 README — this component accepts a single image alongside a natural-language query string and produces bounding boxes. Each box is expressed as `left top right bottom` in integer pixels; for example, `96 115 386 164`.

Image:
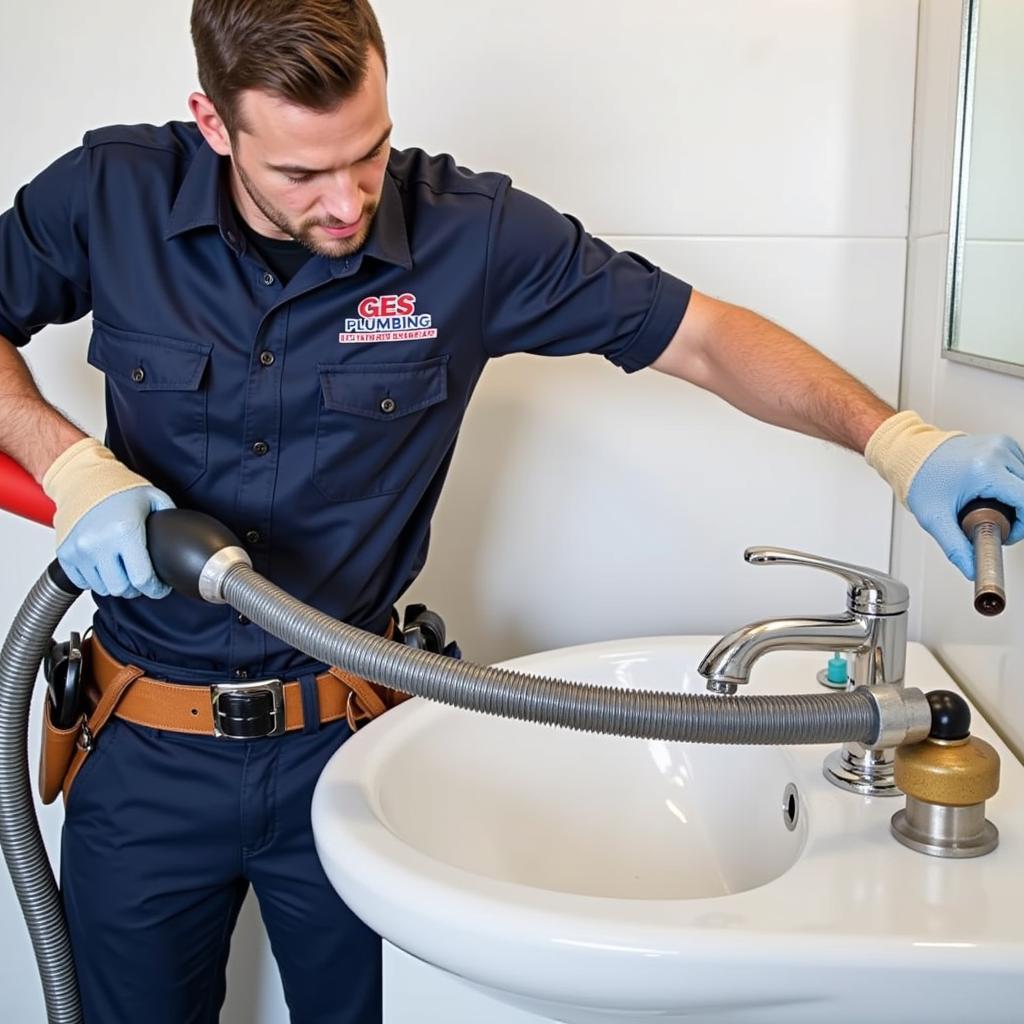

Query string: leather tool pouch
38 701 85 806
39 633 85 805
38 636 144 805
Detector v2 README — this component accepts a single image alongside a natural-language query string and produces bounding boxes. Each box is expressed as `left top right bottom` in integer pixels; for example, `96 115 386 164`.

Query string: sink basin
372 703 804 901
311 637 1024 1023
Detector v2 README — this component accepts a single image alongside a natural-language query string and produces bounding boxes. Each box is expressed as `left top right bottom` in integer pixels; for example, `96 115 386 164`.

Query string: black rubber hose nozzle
146 508 243 600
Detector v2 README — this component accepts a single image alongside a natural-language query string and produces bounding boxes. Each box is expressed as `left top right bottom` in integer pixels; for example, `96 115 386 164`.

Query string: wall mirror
945 0 1024 377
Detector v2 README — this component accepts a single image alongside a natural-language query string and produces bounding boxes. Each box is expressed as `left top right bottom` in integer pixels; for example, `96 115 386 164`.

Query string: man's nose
322 175 363 225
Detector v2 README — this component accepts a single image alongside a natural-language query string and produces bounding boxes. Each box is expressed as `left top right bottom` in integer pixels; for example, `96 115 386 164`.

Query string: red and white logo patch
340 293 438 343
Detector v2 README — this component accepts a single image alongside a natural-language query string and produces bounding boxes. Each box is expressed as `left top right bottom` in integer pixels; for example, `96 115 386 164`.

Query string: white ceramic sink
367 697 804 903
311 637 1024 1023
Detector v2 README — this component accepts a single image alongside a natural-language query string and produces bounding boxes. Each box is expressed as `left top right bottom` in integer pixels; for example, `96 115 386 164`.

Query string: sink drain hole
783 783 799 831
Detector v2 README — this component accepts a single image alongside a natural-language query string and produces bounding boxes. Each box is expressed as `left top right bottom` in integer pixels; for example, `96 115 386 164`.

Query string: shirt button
234 668 248 680
259 351 275 367
380 398 397 414
262 272 275 286
237 613 251 626
131 367 145 383
245 529 261 544
251 441 269 456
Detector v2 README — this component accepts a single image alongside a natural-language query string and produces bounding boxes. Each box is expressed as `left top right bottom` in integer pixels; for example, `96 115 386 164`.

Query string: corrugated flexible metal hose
1 560 883 1023
0 570 81 1023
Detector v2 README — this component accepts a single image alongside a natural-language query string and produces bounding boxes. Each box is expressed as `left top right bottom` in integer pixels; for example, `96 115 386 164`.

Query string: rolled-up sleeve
0 146 92 346
480 181 691 372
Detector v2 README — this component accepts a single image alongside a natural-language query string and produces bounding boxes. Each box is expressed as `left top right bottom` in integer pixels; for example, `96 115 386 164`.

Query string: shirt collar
347 172 412 272
165 139 412 272
164 139 229 242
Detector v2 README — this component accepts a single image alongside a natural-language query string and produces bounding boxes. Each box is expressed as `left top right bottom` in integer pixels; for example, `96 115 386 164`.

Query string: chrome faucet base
823 744 902 797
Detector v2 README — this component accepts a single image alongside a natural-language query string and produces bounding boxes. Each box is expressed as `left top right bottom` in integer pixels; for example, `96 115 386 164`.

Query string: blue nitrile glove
907 434 1024 580
56 485 175 599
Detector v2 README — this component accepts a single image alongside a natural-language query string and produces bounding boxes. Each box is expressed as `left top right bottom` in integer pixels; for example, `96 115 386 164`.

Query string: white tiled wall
0 2 920 1022
380 0 917 239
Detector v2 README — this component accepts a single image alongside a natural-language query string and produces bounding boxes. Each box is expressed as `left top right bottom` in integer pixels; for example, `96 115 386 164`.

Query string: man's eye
285 172 313 185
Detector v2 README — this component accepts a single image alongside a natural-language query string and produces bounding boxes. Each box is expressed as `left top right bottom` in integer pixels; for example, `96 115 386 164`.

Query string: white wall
0 2 918 1021
896 0 1024 762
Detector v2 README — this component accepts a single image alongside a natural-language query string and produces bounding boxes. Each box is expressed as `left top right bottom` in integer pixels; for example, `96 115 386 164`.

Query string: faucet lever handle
744 546 909 615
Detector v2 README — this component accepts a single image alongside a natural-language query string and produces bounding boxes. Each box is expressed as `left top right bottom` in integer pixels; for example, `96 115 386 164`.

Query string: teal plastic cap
826 653 848 685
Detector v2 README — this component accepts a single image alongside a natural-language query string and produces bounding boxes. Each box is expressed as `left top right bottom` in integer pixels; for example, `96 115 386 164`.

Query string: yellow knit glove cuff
42 438 153 545
864 411 965 506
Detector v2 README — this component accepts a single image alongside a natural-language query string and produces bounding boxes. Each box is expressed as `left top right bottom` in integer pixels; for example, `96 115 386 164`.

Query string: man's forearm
652 292 895 454
0 334 87 482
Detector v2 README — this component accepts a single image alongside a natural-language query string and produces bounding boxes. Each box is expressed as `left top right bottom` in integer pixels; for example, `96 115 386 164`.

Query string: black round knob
146 508 243 600
926 690 971 741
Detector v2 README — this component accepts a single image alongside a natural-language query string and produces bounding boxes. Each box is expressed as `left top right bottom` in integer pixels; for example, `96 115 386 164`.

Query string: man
1 1 1021 1021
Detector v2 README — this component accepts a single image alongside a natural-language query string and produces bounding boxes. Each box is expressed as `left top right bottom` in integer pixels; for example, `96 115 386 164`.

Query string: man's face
224 48 391 259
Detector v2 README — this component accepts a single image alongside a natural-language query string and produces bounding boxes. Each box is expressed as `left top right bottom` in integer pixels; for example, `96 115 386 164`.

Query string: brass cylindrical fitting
894 735 1000 806
891 734 1001 858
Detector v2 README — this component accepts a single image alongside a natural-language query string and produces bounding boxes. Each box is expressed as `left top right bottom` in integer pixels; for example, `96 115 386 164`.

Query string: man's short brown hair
191 0 388 135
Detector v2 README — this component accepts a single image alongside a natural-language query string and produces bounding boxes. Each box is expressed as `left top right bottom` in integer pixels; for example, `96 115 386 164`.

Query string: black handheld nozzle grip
42 510 240 601
146 508 243 600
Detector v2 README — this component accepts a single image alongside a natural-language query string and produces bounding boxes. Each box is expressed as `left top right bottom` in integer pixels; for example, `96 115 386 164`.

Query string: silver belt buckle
210 678 285 739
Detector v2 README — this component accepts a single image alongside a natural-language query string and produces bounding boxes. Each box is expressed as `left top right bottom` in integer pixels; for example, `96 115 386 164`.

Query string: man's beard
234 161 378 258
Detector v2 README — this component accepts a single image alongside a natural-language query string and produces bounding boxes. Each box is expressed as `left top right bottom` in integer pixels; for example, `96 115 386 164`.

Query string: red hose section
0 452 55 527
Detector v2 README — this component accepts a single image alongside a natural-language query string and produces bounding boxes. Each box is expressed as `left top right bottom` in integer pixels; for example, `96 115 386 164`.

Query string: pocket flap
317 356 449 421
88 320 212 391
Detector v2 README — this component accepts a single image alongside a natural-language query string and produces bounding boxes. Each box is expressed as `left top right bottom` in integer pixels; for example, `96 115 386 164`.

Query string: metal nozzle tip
975 591 1005 616
705 678 739 696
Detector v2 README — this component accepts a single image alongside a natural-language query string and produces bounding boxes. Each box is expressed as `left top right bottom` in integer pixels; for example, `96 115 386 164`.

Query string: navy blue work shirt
0 122 691 680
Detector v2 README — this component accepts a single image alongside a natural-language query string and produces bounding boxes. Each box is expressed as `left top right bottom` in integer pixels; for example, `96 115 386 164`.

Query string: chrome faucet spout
698 614 872 691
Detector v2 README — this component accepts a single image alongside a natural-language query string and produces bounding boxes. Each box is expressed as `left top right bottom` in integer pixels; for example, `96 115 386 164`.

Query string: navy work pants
60 706 380 1023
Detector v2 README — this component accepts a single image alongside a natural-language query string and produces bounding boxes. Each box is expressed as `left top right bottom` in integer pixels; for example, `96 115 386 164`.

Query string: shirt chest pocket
87 321 213 491
313 355 449 502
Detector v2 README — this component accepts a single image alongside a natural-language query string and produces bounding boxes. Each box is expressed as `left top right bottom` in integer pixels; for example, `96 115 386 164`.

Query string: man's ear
188 92 232 157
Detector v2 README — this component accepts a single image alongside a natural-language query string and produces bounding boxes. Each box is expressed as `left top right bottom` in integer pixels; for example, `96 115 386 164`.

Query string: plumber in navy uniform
2 1 1024 1022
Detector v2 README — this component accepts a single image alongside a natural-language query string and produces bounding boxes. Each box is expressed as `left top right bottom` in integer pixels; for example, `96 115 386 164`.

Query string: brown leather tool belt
39 623 410 806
